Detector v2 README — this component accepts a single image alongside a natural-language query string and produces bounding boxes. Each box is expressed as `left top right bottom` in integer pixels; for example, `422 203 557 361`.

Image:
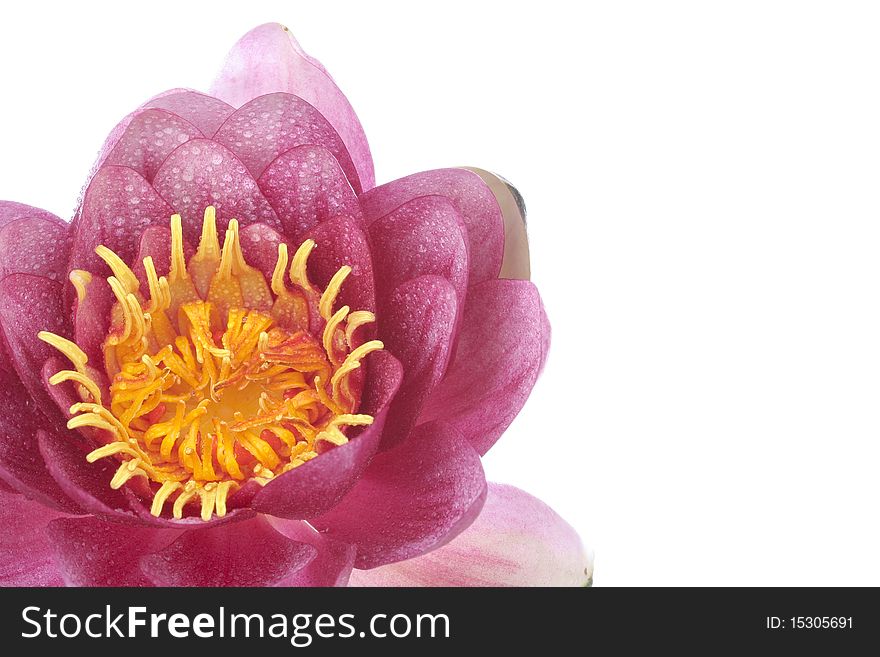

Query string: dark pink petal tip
312 420 487 570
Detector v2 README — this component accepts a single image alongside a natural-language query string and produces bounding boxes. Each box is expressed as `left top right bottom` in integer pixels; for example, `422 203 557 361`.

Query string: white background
1 1 879 586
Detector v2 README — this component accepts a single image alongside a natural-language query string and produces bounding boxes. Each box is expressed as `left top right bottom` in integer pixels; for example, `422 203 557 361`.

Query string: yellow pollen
42 207 380 521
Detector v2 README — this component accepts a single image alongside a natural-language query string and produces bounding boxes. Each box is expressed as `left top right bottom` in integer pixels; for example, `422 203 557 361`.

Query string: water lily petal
267 518 357 586
419 279 550 455
101 108 204 182
251 351 402 519
152 138 280 243
368 195 469 307
131 225 195 287
37 428 133 518
0 487 67 586
0 274 71 410
377 275 458 448
360 169 504 285
0 367 79 512
143 90 235 137
464 168 531 280
349 483 592 587
210 22 374 190
70 274 113 368
259 144 362 239
305 215 375 314
139 516 316 586
238 222 287 280
47 516 180 586
0 210 70 283
215 92 360 192
312 420 486 569
70 165 174 275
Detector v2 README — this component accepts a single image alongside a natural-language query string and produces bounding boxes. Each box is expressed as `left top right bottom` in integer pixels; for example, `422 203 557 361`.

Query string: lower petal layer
139 516 316 586
349 483 592 587
267 518 357 586
0 487 67 586
0 211 70 283
311 420 486 570
48 516 181 586
419 279 550 455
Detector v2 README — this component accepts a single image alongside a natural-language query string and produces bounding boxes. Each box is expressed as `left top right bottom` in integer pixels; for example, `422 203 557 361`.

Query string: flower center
40 207 382 521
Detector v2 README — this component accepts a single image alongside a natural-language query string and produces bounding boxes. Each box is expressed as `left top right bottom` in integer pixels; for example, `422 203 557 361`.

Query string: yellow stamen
68 270 93 305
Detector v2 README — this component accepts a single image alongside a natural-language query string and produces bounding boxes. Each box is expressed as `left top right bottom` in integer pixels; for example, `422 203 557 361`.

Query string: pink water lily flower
0 23 590 586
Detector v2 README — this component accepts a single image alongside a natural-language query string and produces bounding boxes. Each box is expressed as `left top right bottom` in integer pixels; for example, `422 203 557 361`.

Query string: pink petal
464 168 531 280
215 93 360 192
312 420 486 569
47 516 181 586
266 518 357 586
139 516 316 586
305 215 375 313
419 279 549 455
0 487 67 586
0 367 78 512
0 274 71 409
0 211 70 283
143 90 236 137
101 108 204 182
251 351 402 519
37 428 133 518
360 169 504 285
0 200 63 230
151 138 280 243
258 144 362 239
368 195 469 308
210 23 374 190
350 483 592 587
378 275 458 448
71 274 113 368
70 165 174 275
131 225 195 287
239 222 286 280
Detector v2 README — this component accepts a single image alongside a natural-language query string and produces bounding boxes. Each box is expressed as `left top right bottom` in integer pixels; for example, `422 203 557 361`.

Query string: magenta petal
143 90 235 137
0 274 71 408
215 92 360 192
131 225 194 286
312 420 486 569
251 351 402 519
360 169 504 284
37 428 133 518
0 211 70 283
368 195 469 307
70 165 174 274
419 279 550 455
0 487 67 586
0 368 78 512
210 23 374 190
268 518 356 586
48 516 180 586
305 215 375 313
101 108 203 182
152 138 280 243
259 145 362 238
139 516 315 586
239 222 286 281
378 275 458 448
71 275 113 368
350 483 593 587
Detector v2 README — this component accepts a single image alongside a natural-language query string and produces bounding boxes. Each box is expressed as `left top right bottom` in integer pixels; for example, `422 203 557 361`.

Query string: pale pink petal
0 487 67 586
258 144 362 239
210 23 374 189
143 90 236 136
312 420 486 569
139 516 316 586
350 483 592 587
419 279 550 455
360 169 504 284
215 93 360 192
